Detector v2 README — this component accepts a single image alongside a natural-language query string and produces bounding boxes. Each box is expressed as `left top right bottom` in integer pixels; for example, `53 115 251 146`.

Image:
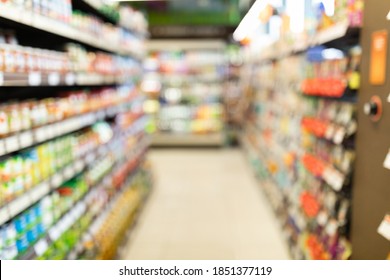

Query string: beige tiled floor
123 148 290 260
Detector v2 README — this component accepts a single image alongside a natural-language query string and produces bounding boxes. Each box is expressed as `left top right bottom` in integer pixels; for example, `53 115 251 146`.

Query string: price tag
333 127 346 145
64 166 74 179
0 206 10 225
46 125 55 139
0 72 4 86
75 160 84 172
52 123 61 137
5 136 19 153
34 238 49 256
325 219 339 236
35 127 47 142
48 226 61 241
65 73 76 85
48 72 60 86
19 131 33 148
325 125 335 140
63 214 73 230
30 182 50 203
51 174 63 188
378 214 390 241
383 150 390 170
332 172 345 192
59 120 68 134
28 72 42 86
85 153 95 164
317 211 329 227
96 110 105 120
8 195 31 217
0 139 5 156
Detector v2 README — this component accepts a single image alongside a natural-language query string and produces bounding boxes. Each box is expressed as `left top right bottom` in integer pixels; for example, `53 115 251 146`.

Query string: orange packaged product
3 44 16 73
0 105 10 137
0 45 4 72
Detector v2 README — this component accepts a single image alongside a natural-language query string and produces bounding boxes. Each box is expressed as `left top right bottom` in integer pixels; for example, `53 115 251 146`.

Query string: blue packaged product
34 204 43 217
26 227 38 244
25 209 36 226
36 222 45 236
13 216 27 234
15 234 29 253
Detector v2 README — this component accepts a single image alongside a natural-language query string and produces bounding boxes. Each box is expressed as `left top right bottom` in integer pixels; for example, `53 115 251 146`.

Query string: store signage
377 214 390 241
150 25 235 39
370 30 388 85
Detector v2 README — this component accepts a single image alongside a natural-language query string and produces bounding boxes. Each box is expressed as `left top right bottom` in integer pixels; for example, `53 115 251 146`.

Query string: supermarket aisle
123 149 290 260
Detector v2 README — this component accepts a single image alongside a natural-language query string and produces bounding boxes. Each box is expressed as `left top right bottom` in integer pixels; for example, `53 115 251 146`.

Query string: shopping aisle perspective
124 149 290 260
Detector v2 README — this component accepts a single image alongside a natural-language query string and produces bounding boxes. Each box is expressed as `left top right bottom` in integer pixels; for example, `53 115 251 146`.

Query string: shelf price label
35 127 47 142
48 72 60 86
333 127 346 145
45 125 55 139
0 139 5 156
30 182 50 203
5 136 19 153
0 206 10 226
64 166 75 179
51 174 63 189
74 160 84 172
378 214 390 241
65 73 76 85
48 226 61 242
8 195 31 218
383 150 390 170
34 238 49 257
19 131 33 148
28 72 42 86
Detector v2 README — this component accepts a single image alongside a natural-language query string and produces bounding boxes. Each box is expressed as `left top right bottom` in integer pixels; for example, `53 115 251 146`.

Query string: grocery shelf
0 139 110 228
78 0 118 25
0 71 136 87
31 140 148 261
66 148 148 260
152 133 224 146
0 5 141 58
18 195 88 260
0 101 130 158
253 21 360 62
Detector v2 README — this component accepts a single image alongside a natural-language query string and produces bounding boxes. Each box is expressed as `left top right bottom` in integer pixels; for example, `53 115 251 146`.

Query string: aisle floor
123 148 290 260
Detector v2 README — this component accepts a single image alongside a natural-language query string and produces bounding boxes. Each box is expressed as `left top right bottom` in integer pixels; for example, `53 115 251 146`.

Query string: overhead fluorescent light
233 0 269 42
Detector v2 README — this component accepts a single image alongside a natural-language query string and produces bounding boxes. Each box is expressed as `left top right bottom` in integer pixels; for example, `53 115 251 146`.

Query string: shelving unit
144 40 226 147
0 1 150 260
240 3 363 259
0 4 143 58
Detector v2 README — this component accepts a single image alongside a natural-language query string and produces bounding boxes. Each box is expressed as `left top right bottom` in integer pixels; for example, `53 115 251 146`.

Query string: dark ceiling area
130 0 253 39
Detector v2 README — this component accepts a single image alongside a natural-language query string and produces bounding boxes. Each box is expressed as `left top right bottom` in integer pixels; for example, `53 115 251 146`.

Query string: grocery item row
0 96 147 217
1 0 147 37
143 49 226 145
0 0 149 261
241 33 360 259
0 31 141 77
0 109 150 260
0 86 137 138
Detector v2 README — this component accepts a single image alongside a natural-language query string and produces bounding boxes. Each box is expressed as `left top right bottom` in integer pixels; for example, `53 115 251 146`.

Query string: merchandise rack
0 72 139 87
248 20 360 63
145 40 227 147
0 5 142 58
241 17 361 260
0 1 149 260
19 134 149 260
